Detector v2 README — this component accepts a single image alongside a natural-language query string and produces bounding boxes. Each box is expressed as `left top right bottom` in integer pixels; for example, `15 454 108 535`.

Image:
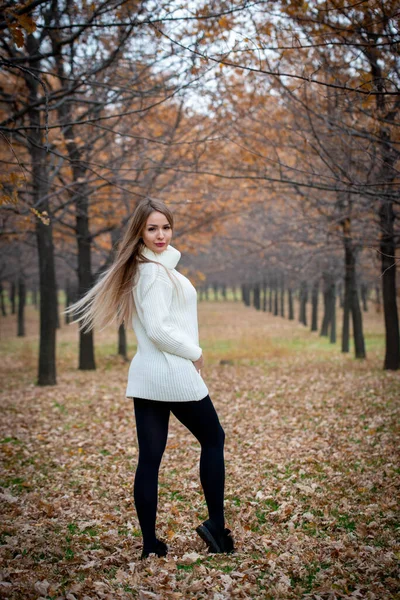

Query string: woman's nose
157 229 164 238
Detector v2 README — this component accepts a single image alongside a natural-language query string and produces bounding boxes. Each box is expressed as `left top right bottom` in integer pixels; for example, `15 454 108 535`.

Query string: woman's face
142 211 173 253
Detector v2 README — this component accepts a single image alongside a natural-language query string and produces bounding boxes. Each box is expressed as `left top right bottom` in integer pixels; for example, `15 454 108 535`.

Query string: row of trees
0 273 374 360
240 274 368 358
1 0 399 382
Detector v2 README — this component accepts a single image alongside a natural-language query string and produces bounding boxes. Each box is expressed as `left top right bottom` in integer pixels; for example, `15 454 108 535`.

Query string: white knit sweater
125 245 209 402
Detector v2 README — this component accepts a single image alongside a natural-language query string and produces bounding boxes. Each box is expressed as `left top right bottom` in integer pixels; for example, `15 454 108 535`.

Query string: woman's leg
133 397 170 550
170 395 226 530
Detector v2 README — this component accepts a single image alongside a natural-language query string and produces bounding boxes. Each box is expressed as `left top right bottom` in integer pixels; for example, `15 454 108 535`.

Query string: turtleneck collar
141 244 181 270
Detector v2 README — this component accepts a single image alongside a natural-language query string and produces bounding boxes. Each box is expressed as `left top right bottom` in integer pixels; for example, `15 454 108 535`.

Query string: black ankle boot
196 519 235 554
141 539 168 559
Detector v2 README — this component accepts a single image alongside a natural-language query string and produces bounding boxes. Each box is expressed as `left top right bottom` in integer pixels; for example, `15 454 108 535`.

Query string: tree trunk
311 280 319 331
380 200 399 369
268 281 273 312
342 220 366 358
221 284 227 301
320 273 332 337
329 283 336 344
342 235 352 353
26 36 57 385
10 280 16 314
213 283 218 301
17 277 26 337
253 283 261 310
288 287 294 320
280 274 285 317
51 43 95 371
77 190 96 370
371 47 399 369
118 323 127 360
351 282 366 359
299 281 308 326
242 283 250 307
262 280 267 311
0 282 6 317
35 208 58 384
361 283 368 312
273 278 278 316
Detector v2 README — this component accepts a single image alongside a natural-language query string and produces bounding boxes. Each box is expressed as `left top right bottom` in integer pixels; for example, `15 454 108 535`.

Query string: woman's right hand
192 354 204 373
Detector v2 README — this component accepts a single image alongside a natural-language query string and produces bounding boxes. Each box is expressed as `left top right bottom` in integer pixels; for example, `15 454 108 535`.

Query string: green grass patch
331 510 357 532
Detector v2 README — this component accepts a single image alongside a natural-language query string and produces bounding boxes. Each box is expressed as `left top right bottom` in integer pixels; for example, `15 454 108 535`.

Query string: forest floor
0 302 399 599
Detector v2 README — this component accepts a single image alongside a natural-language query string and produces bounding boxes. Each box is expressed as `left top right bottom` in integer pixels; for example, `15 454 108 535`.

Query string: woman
68 198 234 560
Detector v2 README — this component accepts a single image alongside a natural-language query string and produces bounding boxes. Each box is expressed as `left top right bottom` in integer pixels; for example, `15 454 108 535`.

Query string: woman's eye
147 225 170 231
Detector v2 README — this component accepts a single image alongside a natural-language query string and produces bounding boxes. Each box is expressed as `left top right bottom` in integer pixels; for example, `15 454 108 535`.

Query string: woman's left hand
193 354 204 373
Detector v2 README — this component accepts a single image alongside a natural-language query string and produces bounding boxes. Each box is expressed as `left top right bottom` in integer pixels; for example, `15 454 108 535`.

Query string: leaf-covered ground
1 302 399 599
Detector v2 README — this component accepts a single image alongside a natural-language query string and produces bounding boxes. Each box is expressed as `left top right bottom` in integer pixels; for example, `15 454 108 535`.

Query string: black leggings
133 394 225 549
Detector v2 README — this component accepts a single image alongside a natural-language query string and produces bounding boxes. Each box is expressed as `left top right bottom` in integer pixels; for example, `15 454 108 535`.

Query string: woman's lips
155 243 165 247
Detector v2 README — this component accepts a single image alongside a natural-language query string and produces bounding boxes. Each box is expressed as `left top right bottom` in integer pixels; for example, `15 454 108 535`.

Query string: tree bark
10 280 16 314
51 38 95 371
320 273 332 337
268 281 273 312
280 274 285 317
213 283 218 301
273 277 278 316
299 281 308 326
342 220 366 358
371 38 399 369
221 284 227 301
17 277 26 337
26 35 57 385
351 282 366 359
288 287 294 320
0 283 6 317
77 185 96 370
311 280 319 332
329 283 336 344
361 283 368 312
342 235 352 353
379 200 399 369
242 283 250 307
262 280 267 311
253 283 261 310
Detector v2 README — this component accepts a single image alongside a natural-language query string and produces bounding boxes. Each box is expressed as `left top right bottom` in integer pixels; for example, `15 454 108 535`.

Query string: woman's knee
137 442 166 468
204 423 225 449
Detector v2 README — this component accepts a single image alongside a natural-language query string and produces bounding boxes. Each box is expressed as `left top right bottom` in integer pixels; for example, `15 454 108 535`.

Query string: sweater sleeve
134 264 203 361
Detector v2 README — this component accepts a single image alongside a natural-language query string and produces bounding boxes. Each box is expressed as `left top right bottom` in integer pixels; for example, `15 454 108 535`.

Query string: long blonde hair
65 198 174 332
